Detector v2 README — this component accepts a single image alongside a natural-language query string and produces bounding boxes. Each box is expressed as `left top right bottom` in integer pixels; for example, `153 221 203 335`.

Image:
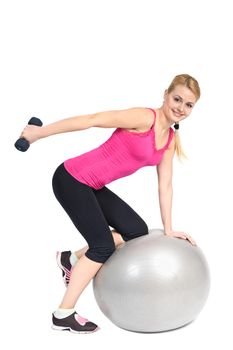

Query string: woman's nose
177 103 184 112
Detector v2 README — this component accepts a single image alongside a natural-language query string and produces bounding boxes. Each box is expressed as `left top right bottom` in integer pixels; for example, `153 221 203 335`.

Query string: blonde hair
167 74 201 161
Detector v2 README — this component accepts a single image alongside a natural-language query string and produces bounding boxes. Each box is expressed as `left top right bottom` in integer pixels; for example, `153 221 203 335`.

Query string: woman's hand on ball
20 125 43 144
164 230 197 246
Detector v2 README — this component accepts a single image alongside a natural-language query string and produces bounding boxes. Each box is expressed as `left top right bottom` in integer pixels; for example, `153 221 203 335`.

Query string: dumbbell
15 117 43 152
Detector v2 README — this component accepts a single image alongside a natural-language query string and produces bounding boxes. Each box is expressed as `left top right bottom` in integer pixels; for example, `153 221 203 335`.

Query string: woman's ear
162 89 168 103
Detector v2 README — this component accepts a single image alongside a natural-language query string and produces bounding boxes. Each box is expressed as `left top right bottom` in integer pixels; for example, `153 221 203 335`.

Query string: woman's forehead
171 85 196 102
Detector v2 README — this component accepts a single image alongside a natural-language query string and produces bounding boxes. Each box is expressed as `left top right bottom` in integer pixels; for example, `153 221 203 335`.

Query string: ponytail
174 128 187 161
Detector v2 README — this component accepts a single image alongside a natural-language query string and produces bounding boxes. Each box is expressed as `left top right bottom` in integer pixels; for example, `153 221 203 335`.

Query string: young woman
20 73 200 334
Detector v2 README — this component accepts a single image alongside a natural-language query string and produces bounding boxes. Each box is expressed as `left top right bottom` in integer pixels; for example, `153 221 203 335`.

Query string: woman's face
163 84 197 124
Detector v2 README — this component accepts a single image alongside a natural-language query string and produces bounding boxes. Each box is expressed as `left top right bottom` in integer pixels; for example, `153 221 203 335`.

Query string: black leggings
52 163 149 263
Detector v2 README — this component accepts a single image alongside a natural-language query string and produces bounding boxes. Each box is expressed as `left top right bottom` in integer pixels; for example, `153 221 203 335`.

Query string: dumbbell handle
14 117 43 152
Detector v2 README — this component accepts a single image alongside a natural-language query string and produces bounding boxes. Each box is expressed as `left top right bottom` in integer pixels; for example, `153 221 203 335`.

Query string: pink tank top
64 108 174 189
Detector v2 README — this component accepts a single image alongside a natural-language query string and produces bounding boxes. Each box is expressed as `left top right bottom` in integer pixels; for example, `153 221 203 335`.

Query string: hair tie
174 123 179 130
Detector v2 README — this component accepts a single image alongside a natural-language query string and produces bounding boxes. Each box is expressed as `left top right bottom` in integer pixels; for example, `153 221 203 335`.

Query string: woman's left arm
156 137 197 246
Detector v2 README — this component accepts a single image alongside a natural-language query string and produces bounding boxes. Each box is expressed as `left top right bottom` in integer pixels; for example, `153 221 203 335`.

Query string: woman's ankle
54 308 75 319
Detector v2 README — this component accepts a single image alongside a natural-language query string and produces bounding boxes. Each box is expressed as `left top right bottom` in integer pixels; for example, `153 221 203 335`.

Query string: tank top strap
146 107 156 128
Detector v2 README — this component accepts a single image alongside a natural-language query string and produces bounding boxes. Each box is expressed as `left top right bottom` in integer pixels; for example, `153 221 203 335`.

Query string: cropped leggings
52 163 149 263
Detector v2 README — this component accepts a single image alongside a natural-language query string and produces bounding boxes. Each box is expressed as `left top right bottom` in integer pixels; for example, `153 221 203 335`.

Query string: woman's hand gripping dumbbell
15 117 43 152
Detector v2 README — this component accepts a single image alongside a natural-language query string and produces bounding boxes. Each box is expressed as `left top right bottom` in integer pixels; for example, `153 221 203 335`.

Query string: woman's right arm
20 113 94 144
20 107 152 144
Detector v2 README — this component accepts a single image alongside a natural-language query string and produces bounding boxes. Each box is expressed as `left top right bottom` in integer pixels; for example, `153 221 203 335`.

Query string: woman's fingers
168 231 197 246
19 125 41 144
182 233 197 246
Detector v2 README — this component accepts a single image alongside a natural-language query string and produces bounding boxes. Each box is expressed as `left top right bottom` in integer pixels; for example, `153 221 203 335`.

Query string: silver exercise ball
93 228 210 333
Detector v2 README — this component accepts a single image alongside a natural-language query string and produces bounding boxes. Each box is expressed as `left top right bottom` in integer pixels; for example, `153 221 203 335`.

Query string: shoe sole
56 251 70 287
52 324 100 334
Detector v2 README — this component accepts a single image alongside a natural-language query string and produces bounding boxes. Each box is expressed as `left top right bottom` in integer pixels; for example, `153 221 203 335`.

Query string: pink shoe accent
56 251 72 285
75 313 89 326
63 266 72 278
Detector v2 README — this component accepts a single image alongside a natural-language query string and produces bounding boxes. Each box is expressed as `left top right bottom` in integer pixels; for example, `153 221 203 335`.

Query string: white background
1 0 232 348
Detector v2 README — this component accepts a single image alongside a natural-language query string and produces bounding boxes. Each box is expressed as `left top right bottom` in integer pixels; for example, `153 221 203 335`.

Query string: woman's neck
155 107 172 134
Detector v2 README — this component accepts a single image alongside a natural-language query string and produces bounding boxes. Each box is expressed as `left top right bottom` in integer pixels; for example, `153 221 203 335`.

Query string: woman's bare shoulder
126 107 155 132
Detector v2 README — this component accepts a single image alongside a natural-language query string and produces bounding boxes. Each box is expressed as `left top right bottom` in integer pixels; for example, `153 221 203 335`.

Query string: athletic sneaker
56 251 72 286
52 311 99 334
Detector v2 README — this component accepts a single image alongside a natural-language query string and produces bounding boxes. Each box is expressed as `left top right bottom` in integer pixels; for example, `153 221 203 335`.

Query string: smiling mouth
172 109 183 117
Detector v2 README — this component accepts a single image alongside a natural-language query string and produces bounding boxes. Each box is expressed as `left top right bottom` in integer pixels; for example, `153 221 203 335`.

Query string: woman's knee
85 244 116 264
121 221 149 242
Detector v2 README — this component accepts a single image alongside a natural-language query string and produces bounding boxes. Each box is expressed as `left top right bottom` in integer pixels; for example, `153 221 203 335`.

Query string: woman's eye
174 97 180 102
187 104 193 108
